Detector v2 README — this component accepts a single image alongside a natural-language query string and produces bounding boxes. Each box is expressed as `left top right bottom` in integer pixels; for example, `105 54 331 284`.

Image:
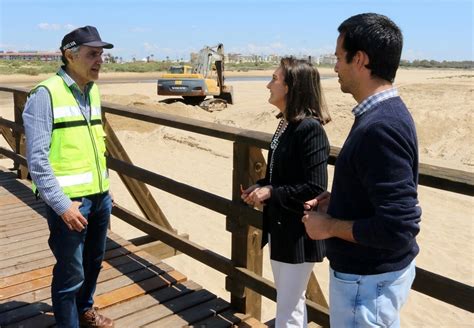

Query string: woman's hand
303 191 331 213
241 184 272 206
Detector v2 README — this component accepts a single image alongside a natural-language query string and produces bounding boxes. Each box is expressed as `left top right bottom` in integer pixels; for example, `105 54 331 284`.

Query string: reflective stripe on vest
31 75 109 198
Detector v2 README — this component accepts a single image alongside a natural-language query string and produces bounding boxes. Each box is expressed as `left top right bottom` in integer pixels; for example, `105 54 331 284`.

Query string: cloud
227 42 332 57
64 24 76 31
38 23 61 31
37 23 76 31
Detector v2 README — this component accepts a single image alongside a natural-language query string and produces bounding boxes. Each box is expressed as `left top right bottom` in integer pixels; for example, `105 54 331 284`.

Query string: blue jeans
45 192 112 328
329 260 416 328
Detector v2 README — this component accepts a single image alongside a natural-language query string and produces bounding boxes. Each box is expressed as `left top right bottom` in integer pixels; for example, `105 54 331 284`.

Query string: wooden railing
1 86 473 327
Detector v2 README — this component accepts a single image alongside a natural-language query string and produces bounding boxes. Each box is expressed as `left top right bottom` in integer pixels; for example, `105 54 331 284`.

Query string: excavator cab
167 65 193 74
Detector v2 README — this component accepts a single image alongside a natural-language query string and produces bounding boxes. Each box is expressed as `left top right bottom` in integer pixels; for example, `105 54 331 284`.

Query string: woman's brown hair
278 57 331 125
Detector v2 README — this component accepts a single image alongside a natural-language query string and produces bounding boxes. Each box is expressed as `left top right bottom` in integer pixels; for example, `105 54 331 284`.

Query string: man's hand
302 210 355 242
61 201 88 232
302 211 334 240
303 191 331 213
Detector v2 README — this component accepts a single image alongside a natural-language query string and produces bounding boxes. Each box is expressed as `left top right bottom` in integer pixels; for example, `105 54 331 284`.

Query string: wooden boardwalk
0 169 266 327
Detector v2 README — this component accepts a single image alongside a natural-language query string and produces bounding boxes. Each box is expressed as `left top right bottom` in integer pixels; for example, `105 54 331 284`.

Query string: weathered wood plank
412 267 474 312
0 222 50 239
193 309 248 328
1 235 132 278
0 250 169 300
0 249 52 269
147 297 230 327
94 270 186 309
0 234 48 253
145 298 230 328
114 289 216 327
0 227 49 246
100 280 201 320
0 216 47 232
4 311 54 328
0 262 176 325
238 317 270 327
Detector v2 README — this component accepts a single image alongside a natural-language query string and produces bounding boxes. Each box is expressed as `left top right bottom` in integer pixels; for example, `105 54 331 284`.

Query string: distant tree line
400 59 473 69
0 58 472 76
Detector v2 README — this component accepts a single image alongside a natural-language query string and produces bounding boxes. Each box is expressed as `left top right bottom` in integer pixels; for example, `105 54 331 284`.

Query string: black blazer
259 117 329 264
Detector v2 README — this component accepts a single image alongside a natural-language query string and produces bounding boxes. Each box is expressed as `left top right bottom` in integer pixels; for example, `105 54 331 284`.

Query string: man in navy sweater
302 13 421 327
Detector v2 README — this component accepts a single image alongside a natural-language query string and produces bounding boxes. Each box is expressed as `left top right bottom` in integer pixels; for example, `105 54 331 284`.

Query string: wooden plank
93 267 160 296
0 251 168 300
0 266 52 289
148 297 230 327
0 204 46 219
0 227 49 246
0 252 55 277
100 280 201 320
114 289 216 327
4 311 54 328
193 309 247 328
13 91 28 179
227 142 262 318
0 126 16 153
238 317 270 327
0 263 176 324
0 252 170 314
1 235 132 278
306 272 329 309
0 222 50 239
0 302 52 327
94 270 186 309
0 249 52 269
412 267 474 312
139 237 186 260
0 216 48 232
0 234 48 253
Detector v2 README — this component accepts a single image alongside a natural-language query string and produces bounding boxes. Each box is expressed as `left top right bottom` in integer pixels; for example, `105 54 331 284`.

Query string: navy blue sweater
327 97 421 274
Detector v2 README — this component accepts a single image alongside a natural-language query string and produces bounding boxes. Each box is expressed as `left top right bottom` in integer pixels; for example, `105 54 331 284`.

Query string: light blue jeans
329 260 416 328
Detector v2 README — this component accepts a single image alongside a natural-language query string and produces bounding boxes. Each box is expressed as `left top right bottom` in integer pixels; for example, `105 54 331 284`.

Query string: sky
0 0 473 62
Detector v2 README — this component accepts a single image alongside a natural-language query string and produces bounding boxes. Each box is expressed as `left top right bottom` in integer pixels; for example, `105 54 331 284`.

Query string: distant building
319 54 337 65
0 51 61 61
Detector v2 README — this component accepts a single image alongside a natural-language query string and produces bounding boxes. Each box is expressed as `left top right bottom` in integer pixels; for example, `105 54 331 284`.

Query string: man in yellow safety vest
23 25 114 328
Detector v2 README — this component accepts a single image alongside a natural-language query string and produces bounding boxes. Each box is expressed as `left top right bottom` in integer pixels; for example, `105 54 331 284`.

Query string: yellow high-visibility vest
31 75 109 198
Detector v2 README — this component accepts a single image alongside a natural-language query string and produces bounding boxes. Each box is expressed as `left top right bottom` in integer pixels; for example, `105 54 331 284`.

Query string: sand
0 68 473 326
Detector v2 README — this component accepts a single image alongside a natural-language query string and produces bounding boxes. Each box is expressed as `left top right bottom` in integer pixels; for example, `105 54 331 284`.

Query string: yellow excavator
157 43 234 110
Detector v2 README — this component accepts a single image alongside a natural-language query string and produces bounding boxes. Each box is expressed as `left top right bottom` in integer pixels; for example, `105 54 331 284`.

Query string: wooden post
306 272 329 308
226 143 265 319
13 92 27 179
103 117 173 231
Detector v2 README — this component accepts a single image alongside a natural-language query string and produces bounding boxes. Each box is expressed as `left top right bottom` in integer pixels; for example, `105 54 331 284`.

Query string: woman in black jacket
242 57 331 327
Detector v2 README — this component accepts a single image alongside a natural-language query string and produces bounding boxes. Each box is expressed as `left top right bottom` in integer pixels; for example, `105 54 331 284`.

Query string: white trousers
270 259 315 328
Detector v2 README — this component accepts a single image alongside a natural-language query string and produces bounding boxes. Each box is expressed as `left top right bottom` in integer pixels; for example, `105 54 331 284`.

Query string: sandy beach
0 68 473 326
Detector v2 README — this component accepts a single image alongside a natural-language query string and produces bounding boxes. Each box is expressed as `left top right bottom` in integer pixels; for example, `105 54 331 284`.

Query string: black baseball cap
61 25 113 51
